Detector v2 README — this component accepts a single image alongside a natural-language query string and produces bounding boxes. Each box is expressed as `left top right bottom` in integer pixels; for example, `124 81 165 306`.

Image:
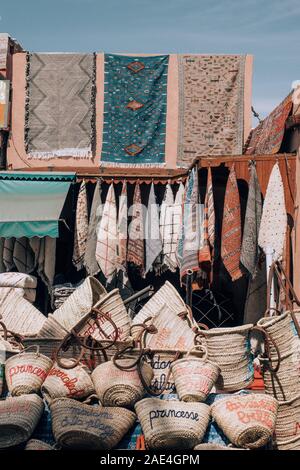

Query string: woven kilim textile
25 53 96 158
127 183 145 274
221 165 243 281
177 55 245 166
101 54 169 167
245 93 292 155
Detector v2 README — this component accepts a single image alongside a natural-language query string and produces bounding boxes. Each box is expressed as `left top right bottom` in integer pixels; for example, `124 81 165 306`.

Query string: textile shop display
221 164 243 281
177 55 246 167
245 93 292 155
101 54 169 167
25 53 96 158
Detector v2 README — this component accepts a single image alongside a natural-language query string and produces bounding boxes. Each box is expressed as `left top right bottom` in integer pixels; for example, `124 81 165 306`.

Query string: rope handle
186 344 208 360
18 344 40 356
251 325 281 373
54 333 85 370
0 320 8 341
82 394 100 405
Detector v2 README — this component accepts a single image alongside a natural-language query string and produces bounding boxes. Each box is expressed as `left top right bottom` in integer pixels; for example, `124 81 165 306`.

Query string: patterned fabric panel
244 93 292 155
177 55 246 166
101 54 169 166
25 53 96 158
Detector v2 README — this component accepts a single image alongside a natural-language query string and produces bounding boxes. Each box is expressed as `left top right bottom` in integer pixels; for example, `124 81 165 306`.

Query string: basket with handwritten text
170 345 220 402
41 360 94 403
135 398 210 449
50 397 136 450
5 345 53 396
211 394 278 449
274 394 300 443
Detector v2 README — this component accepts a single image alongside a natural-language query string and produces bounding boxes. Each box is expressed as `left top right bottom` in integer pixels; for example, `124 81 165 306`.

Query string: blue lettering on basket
60 415 115 436
149 409 199 430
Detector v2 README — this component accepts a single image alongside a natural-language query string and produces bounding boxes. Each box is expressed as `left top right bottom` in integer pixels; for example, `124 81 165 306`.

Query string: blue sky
1 0 299 122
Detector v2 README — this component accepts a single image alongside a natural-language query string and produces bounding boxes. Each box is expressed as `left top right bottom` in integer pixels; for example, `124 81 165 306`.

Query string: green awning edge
0 221 59 238
0 171 76 182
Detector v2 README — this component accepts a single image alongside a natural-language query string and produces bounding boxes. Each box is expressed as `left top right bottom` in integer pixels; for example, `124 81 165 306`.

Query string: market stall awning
0 172 76 238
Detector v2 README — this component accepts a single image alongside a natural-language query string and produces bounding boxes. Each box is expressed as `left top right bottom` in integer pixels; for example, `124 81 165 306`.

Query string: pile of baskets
0 273 297 451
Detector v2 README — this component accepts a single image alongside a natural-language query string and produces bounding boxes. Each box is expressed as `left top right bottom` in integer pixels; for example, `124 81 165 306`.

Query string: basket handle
82 394 100 405
54 333 86 370
18 344 40 356
274 261 300 338
251 325 281 373
186 344 208 360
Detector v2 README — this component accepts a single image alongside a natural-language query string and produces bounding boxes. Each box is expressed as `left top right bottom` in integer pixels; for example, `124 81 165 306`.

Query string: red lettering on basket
295 422 300 435
236 410 274 429
47 368 85 397
9 365 48 384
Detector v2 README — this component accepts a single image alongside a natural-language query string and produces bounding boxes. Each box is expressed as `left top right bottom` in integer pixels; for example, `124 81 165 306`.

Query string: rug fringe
99 161 166 168
28 148 92 159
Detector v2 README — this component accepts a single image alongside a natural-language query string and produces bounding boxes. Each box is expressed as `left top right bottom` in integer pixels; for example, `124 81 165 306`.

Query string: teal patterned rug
101 54 169 166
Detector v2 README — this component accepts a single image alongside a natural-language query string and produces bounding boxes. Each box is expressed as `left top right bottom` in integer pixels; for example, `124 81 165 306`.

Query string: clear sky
1 0 299 123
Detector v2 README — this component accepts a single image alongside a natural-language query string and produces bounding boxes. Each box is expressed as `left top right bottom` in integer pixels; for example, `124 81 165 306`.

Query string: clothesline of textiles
72 161 288 290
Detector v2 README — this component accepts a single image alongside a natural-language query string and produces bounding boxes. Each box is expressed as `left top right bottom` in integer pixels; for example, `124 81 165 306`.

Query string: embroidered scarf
84 180 102 276
127 182 145 274
117 181 128 268
160 184 175 272
199 166 215 277
145 183 163 275
72 181 89 271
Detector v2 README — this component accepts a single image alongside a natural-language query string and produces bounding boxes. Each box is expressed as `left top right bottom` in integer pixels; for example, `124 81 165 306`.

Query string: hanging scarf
0 238 5 273
13 238 35 274
84 180 102 276
221 164 243 281
258 162 287 261
145 183 162 275
180 168 200 280
127 182 145 274
3 238 15 271
160 183 175 272
240 163 262 277
72 181 88 271
96 184 118 281
168 182 185 271
199 167 215 276
117 181 128 268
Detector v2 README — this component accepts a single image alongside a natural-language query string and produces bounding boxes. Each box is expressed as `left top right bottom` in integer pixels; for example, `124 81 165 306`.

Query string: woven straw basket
131 281 197 340
79 289 131 342
52 277 107 332
135 398 210 449
37 314 69 339
211 394 278 449
275 394 300 442
92 359 153 408
262 350 300 401
196 325 254 392
171 346 220 402
275 434 300 450
0 394 44 448
51 397 136 450
257 312 299 358
5 346 53 396
25 439 54 450
41 360 94 403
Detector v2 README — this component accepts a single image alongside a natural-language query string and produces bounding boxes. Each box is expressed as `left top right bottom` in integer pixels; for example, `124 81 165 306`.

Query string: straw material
41 361 94 403
275 434 300 450
135 398 210 449
0 288 46 336
78 289 131 342
132 281 196 339
0 394 44 448
51 398 136 450
171 353 220 402
211 394 278 449
0 363 4 397
197 325 254 392
275 394 300 442
5 348 53 396
52 277 107 332
257 312 299 358
37 314 69 339
92 359 153 408
25 439 54 450
263 350 300 401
